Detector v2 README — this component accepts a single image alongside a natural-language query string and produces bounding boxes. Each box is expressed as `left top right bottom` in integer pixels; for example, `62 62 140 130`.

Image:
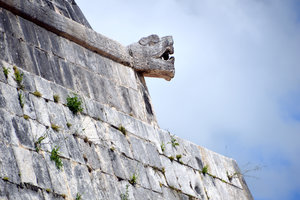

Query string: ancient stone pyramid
0 0 253 199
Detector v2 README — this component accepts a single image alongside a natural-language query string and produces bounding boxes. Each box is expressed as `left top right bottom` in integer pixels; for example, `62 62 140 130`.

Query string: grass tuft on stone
50 146 63 170
66 94 83 114
33 90 42 98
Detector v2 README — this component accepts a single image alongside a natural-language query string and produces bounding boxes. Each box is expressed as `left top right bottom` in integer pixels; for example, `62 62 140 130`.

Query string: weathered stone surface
13 147 37 185
0 82 22 116
12 115 34 148
32 152 53 189
0 141 21 184
31 95 51 126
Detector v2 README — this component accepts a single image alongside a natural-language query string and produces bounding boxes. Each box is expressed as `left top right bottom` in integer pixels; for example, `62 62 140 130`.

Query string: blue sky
76 0 300 199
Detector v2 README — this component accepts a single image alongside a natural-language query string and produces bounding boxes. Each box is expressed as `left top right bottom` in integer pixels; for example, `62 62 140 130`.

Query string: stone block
0 108 18 145
32 152 53 189
144 141 162 168
19 17 39 47
34 49 54 83
34 75 53 100
0 60 7 84
160 156 180 189
128 136 148 164
47 129 69 158
73 164 96 199
84 97 106 122
58 59 75 90
0 141 21 184
109 149 127 180
50 83 70 105
73 42 88 67
35 23 52 52
95 145 114 175
0 33 12 64
48 56 64 86
71 64 91 98
13 147 37 185
47 101 67 130
116 64 137 90
48 31 62 58
46 154 69 195
12 115 34 148
77 138 101 170
64 134 84 163
29 119 50 152
0 82 23 116
23 92 37 120
31 95 50 126
107 126 133 158
22 70 37 92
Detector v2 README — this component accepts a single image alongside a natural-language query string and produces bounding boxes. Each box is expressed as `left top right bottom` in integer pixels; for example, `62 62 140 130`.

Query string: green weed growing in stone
51 123 60 132
76 193 82 200
118 125 127 136
2 67 10 79
66 122 72 128
53 94 60 103
161 142 165 152
176 154 182 162
2 176 9 181
45 188 51 193
50 146 63 170
34 133 47 153
13 66 24 89
169 134 179 148
168 156 175 162
33 90 42 98
23 114 29 120
162 167 166 174
129 173 138 186
120 184 129 200
201 165 209 175
66 94 83 114
18 92 24 108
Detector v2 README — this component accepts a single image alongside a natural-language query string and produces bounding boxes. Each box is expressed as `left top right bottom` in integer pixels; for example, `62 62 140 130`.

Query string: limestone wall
0 0 253 199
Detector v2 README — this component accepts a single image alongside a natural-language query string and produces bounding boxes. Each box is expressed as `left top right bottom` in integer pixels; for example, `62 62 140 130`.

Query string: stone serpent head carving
127 34 175 81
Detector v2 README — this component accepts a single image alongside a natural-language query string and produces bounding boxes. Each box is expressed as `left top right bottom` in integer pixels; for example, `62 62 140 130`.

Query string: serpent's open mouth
161 47 174 63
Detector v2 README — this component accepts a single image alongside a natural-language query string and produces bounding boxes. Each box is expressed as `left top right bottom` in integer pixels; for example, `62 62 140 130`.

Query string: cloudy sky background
76 0 300 199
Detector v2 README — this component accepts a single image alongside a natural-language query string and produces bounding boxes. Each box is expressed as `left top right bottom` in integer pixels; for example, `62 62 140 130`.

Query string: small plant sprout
161 142 165 152
33 90 42 98
50 146 63 170
169 134 179 148
168 156 175 162
75 193 82 200
18 92 24 108
66 94 83 114
46 188 51 193
176 154 182 162
34 133 47 153
51 123 60 132
66 122 72 128
118 125 127 135
201 165 209 175
120 184 129 200
129 172 138 186
2 67 10 79
53 94 60 103
13 66 24 89
161 167 166 174
23 115 29 120
2 177 9 181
